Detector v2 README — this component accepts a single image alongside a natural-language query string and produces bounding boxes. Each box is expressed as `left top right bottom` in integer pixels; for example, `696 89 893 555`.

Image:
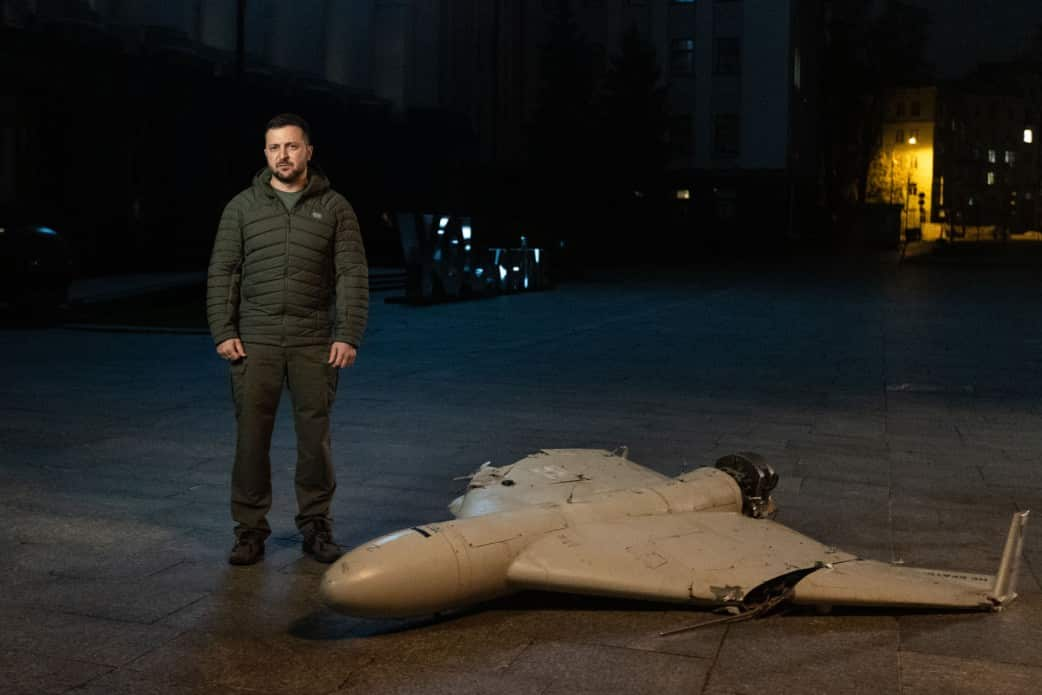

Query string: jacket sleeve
206 199 243 345
331 195 369 347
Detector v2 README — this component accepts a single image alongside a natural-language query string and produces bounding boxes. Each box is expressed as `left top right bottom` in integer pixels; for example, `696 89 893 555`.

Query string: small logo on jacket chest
311 211 324 220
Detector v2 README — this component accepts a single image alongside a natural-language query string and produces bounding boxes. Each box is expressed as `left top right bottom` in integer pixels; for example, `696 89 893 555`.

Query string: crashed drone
320 449 1029 621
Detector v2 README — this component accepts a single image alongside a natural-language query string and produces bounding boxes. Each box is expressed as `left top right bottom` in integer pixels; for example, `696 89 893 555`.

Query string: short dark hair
265 113 311 142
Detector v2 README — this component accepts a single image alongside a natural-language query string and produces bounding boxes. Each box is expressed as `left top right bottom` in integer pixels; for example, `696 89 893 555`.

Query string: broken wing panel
506 512 856 604
453 449 672 518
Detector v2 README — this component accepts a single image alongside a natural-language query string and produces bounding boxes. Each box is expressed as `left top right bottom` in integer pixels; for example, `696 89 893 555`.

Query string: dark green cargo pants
229 343 339 538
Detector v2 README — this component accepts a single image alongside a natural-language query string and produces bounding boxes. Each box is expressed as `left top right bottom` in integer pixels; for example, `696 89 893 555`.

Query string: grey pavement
1 260 1040 694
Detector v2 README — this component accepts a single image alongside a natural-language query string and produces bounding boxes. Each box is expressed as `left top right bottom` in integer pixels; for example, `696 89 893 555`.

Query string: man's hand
328 341 357 368
217 338 246 361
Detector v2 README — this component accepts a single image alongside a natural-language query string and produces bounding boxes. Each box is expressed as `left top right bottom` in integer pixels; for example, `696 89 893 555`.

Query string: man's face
264 125 312 186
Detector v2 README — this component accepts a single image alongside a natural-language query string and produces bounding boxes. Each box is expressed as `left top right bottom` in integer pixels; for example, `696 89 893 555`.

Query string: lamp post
901 136 917 237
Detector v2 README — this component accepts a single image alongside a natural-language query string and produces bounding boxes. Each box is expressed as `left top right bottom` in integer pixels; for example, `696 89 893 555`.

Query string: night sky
914 0 1042 77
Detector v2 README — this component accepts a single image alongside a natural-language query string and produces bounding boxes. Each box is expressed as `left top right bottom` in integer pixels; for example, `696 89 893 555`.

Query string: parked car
0 223 75 315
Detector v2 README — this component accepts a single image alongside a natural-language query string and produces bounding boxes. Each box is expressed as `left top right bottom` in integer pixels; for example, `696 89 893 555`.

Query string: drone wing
506 511 1028 611
451 449 672 518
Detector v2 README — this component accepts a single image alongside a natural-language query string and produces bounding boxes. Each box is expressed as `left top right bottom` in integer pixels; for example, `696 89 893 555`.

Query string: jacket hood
252 165 331 200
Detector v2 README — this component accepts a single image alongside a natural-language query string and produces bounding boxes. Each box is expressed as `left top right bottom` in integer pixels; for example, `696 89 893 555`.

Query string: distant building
938 63 1042 235
867 86 937 232
868 69 1042 237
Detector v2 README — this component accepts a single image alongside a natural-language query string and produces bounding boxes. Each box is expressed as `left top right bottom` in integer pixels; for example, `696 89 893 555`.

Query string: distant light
907 136 917 145
474 267 485 277
1026 129 1034 144
675 189 691 200
512 266 520 272
520 235 527 247
464 244 471 252
439 216 449 228
462 225 472 240
437 228 445 236
450 239 459 245
534 249 541 264
499 265 507 281
524 275 529 289
35 227 58 236
433 249 442 261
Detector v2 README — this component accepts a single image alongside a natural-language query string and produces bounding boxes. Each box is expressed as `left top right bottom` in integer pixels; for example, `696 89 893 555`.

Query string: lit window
988 149 996 163
987 172 995 186
1005 151 1016 165
1025 128 1034 143
675 189 691 200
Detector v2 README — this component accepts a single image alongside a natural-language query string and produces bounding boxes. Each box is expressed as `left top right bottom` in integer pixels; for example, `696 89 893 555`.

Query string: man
207 113 368 566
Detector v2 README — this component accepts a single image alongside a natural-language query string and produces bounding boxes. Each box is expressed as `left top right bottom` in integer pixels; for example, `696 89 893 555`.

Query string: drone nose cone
319 527 462 618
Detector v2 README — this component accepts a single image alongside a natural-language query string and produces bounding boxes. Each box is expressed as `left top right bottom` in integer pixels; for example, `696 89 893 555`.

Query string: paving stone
125 630 364 695
704 615 900 695
898 595 1042 668
0 573 208 625
898 652 1042 695
333 662 547 695
0 605 182 668
0 648 112 695
503 640 710 694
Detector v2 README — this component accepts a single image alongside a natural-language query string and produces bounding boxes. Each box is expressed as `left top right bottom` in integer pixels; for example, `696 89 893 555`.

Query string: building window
987 171 995 186
670 38 695 76
715 187 737 222
713 114 740 158
988 149 997 163
669 113 694 156
713 37 740 75
896 101 905 117
1025 128 1034 144
911 129 919 142
1005 150 1016 165
895 129 904 144
910 101 921 117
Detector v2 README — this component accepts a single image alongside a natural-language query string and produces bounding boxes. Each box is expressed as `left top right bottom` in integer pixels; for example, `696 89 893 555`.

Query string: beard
272 163 305 185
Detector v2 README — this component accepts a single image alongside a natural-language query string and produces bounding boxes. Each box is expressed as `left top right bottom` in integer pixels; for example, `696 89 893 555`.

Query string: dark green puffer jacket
206 168 368 348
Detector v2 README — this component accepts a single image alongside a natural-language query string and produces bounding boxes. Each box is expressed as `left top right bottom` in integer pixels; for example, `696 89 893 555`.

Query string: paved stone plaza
1 260 1040 694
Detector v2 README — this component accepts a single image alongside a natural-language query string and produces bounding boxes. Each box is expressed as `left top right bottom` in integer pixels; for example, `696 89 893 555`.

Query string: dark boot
301 518 341 563
229 531 266 566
